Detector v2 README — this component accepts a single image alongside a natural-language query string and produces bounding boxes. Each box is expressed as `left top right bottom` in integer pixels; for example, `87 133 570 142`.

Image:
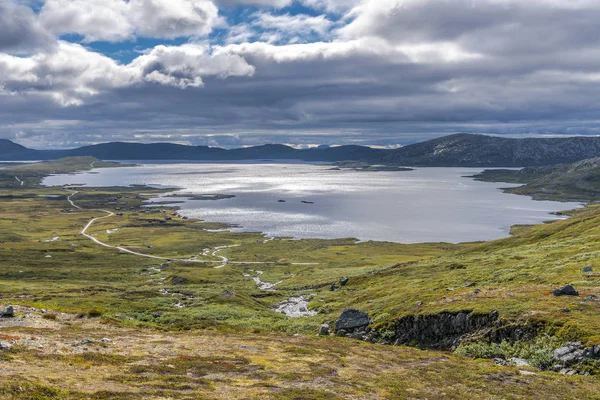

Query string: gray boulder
171 276 189 285
509 358 531 367
1 305 14 318
335 309 370 333
340 277 349 286
553 342 585 366
0 341 12 350
553 285 579 296
582 266 593 273
318 324 330 336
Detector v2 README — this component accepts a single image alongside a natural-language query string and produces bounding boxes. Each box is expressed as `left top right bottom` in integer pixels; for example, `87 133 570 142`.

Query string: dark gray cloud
0 0 55 52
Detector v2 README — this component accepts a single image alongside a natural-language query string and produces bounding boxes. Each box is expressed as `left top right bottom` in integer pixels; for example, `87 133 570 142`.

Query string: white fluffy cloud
39 0 220 42
216 0 292 7
0 42 255 105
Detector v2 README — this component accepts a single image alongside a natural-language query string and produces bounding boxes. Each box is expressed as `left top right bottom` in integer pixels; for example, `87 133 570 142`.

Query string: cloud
225 12 335 44
131 44 256 87
5 0 600 148
39 0 220 42
0 42 255 105
216 0 292 8
0 0 55 52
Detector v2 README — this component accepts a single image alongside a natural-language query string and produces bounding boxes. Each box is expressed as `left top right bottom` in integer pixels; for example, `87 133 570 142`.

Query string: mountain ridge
4 133 600 167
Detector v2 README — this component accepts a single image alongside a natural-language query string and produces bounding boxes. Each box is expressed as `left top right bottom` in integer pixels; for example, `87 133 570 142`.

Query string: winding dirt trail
67 191 319 268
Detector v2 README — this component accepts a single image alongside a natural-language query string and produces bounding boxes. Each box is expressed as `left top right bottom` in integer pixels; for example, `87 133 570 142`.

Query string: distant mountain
3 133 600 166
0 139 28 154
384 134 600 167
473 157 600 201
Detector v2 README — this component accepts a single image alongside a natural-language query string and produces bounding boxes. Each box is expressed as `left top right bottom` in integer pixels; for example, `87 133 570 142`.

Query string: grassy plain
1 157 600 398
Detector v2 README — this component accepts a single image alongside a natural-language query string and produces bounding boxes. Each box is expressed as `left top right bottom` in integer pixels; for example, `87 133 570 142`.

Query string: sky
2 0 600 149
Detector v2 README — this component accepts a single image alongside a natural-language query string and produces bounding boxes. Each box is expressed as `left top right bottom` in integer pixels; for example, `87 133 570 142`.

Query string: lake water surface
43 163 581 243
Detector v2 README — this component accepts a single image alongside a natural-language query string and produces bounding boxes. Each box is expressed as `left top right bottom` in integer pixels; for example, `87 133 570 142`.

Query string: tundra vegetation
1 157 600 399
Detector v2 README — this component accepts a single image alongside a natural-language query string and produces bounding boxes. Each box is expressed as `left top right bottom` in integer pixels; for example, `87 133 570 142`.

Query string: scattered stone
330 283 338 292
583 295 599 302
1 305 14 318
101 338 111 343
582 266 593 273
81 338 93 344
509 358 531 367
318 324 330 336
170 276 189 285
276 296 317 318
552 285 579 297
519 370 537 375
339 277 349 286
415 301 423 307
335 309 370 333
493 358 508 366
0 341 13 350
559 368 578 375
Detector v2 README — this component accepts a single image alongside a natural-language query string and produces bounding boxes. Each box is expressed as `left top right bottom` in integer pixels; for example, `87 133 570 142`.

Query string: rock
101 338 111 343
582 266 593 273
350 331 365 340
1 305 14 318
330 283 338 292
415 301 423 307
391 310 500 349
552 285 579 296
493 358 508 366
335 309 370 333
559 368 577 375
519 370 537 375
339 277 349 286
562 308 571 313
318 324 330 336
81 338 93 344
0 341 12 350
509 358 531 367
171 276 189 285
553 342 585 366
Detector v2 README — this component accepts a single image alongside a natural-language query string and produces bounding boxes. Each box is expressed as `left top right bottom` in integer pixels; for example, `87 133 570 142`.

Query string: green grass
2 157 600 397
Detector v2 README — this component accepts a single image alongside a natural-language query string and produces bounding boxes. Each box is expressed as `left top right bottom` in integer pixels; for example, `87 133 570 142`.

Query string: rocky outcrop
551 342 600 374
382 310 499 349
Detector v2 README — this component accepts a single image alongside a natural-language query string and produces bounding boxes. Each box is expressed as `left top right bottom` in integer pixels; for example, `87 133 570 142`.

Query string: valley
1 157 600 399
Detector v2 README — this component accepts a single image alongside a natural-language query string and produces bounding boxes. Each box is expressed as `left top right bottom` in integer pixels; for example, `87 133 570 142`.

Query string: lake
43 163 581 243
